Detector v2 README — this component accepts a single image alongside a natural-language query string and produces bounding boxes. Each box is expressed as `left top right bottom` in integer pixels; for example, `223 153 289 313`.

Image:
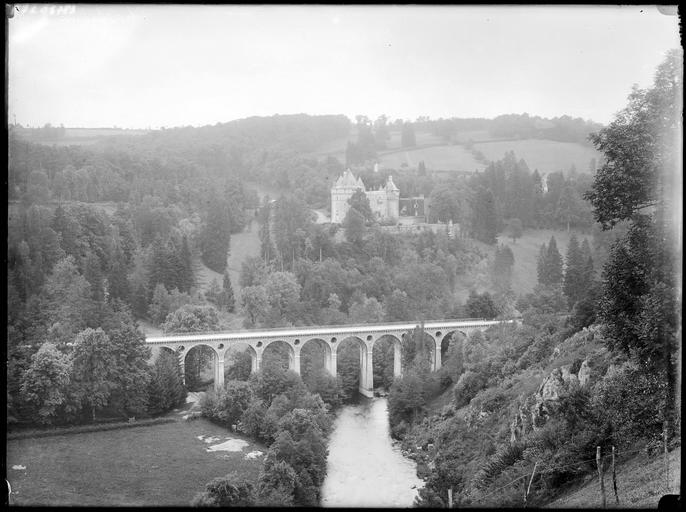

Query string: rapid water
321 397 424 507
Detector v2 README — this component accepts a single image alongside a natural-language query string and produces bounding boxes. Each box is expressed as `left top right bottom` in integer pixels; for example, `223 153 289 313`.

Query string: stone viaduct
145 319 517 398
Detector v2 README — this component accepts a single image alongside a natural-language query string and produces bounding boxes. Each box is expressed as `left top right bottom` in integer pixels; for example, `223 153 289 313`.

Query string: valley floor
6 411 265 506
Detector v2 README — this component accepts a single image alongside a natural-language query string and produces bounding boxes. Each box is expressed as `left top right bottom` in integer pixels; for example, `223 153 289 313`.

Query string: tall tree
471 187 498 244
70 328 118 421
563 234 585 305
20 343 72 425
200 195 232 273
586 51 681 439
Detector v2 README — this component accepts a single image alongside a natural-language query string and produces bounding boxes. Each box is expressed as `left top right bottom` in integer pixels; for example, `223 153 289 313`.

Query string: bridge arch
300 337 334 378
439 330 468 362
222 343 259 380
261 339 297 373
182 343 219 392
371 334 403 388
337 335 374 397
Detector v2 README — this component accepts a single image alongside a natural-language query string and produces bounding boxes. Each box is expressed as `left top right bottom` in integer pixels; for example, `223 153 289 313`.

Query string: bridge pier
214 352 225 391
358 346 374 398
251 351 262 373
293 352 301 375
329 350 337 377
393 341 402 378
178 354 186 386
434 342 442 371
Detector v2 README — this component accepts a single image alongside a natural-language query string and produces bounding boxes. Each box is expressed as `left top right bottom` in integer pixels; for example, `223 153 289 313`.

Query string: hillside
378 144 486 172
546 448 680 508
496 229 588 296
473 139 600 175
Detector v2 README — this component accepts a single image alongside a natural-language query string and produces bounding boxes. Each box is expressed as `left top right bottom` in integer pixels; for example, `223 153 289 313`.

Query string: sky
7 4 681 129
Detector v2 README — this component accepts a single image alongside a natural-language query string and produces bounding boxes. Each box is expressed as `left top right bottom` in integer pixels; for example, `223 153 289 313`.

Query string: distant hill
11 125 150 146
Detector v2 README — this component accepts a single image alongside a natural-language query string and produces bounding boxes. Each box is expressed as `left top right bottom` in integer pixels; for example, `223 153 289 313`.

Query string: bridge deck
145 318 515 344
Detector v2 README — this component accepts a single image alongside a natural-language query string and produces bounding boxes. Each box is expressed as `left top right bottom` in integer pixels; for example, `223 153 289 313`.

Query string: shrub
453 371 486 409
591 363 666 450
191 472 255 506
238 398 267 440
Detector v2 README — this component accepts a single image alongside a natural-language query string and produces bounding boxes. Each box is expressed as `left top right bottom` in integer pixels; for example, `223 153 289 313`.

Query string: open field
379 144 486 172
473 139 601 175
7 417 266 506
546 448 680 508
496 228 591 296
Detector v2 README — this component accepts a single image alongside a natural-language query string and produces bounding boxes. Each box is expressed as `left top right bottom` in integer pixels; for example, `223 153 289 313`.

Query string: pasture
6 417 265 506
496 228 592 296
473 139 601 175
378 144 486 172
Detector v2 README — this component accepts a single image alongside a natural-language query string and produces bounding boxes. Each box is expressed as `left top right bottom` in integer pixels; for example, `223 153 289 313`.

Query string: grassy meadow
473 139 601 175
496 228 592 296
6 417 266 506
378 143 486 172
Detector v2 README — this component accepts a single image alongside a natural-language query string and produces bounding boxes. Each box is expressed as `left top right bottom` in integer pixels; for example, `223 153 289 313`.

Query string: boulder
578 360 592 387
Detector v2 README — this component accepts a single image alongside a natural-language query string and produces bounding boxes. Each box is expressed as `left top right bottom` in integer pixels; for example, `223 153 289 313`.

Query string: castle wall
331 179 399 224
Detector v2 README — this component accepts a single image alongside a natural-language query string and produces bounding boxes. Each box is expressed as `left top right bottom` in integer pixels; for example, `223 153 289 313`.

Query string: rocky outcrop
510 359 593 444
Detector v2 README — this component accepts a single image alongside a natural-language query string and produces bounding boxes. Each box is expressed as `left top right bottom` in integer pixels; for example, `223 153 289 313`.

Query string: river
321 397 424 508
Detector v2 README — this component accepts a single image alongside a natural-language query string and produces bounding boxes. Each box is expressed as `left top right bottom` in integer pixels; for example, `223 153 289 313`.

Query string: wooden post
663 427 670 494
525 461 538 507
447 488 453 508
596 446 606 508
611 446 619 505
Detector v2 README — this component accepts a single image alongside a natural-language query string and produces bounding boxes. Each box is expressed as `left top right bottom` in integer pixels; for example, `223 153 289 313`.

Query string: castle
330 169 399 224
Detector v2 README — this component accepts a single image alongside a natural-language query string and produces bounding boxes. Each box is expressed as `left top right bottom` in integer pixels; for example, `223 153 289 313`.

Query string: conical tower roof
335 169 365 189
385 175 399 192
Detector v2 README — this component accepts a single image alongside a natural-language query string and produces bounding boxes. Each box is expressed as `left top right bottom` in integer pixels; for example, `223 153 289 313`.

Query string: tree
70 328 118 421
471 187 498 244
20 343 72 425
241 285 269 328
585 49 681 229
102 312 152 417
503 218 523 243
537 236 563 287
221 272 236 312
202 380 253 427
465 290 499 319
148 349 186 414
40 256 93 345
343 207 366 245
256 456 298 506
562 234 585 306
348 295 385 324
401 122 417 147
192 472 255 507
200 195 232 273
240 256 269 288
585 51 681 440
556 185 581 232
348 189 375 224
161 304 219 333
149 283 171 326
492 245 515 293
429 188 461 223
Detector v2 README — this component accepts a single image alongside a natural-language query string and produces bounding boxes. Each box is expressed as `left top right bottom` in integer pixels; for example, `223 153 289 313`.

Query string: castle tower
384 175 400 221
331 169 365 223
